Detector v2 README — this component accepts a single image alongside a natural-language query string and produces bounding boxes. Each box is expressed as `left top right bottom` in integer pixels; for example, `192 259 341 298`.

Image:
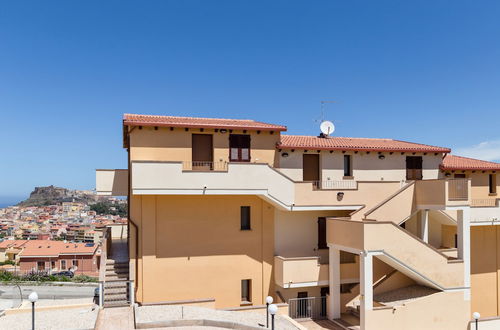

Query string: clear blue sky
1 1 500 203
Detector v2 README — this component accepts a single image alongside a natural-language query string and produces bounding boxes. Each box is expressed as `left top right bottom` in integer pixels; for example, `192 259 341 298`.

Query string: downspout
126 125 139 302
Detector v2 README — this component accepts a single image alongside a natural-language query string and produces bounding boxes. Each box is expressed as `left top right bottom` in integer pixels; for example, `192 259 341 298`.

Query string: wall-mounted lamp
281 152 289 158
220 129 228 134
337 192 344 201
445 172 451 177
378 154 385 160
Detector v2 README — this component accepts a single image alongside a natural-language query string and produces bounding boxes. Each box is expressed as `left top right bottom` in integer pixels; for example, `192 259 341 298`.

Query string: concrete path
94 306 134 330
298 319 346 330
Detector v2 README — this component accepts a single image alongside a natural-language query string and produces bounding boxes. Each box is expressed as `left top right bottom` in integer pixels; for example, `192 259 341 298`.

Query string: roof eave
277 144 450 153
123 120 287 132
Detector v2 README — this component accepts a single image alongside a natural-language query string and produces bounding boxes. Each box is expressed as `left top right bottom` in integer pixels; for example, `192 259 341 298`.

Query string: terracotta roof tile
19 240 97 257
123 114 286 131
441 155 500 171
278 135 450 153
0 240 28 249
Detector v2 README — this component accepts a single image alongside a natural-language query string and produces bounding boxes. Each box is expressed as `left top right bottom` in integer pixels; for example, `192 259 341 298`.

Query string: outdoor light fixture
337 192 344 201
269 304 278 330
28 291 38 330
445 172 451 177
378 154 385 160
219 129 228 133
473 312 480 330
266 296 273 328
281 152 289 158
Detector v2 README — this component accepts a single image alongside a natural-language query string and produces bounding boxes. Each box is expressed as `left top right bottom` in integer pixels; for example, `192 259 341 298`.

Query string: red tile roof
123 114 286 131
0 240 28 249
19 240 98 257
441 155 500 171
278 135 451 153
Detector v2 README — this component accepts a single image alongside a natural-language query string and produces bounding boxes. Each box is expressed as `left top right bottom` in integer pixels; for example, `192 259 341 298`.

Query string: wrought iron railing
182 161 228 171
288 296 327 319
471 199 498 207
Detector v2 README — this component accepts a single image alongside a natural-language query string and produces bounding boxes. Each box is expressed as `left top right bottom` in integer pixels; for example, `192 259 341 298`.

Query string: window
241 279 251 303
406 156 423 180
61 260 66 270
343 155 352 177
317 217 327 249
51 261 56 269
229 134 251 162
73 260 79 267
37 261 45 271
490 174 497 194
454 174 466 179
241 206 251 230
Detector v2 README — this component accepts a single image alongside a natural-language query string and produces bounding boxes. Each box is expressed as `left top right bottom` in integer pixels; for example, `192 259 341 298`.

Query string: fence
288 296 327 320
182 161 228 171
312 180 358 190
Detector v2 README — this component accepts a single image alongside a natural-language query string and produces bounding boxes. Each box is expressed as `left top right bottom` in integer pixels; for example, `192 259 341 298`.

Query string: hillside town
0 188 127 277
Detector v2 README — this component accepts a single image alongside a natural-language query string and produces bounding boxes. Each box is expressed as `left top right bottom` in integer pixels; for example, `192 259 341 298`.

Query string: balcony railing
182 161 228 172
447 179 469 201
312 180 358 190
471 199 498 207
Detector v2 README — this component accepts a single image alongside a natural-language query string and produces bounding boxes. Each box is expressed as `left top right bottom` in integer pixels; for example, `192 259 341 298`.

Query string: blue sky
1 1 499 203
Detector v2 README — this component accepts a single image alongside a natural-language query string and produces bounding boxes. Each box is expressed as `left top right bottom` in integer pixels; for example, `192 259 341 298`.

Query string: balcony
274 256 329 288
96 169 128 196
311 180 358 190
130 161 406 210
415 178 471 207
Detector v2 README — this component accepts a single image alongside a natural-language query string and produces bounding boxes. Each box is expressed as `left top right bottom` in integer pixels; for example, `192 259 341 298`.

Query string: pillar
419 209 429 243
328 247 341 320
457 207 471 300
360 252 373 329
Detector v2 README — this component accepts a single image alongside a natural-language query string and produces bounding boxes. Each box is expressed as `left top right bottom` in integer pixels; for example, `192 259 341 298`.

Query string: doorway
192 134 213 170
229 134 251 162
303 154 320 187
406 156 423 180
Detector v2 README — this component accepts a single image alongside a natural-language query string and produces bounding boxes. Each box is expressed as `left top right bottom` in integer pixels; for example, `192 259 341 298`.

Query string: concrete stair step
105 287 128 294
105 264 129 270
104 293 128 301
105 274 129 280
105 269 129 275
103 301 129 308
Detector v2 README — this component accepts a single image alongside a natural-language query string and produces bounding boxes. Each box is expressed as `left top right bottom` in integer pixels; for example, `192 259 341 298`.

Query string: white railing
312 180 358 190
288 296 327 319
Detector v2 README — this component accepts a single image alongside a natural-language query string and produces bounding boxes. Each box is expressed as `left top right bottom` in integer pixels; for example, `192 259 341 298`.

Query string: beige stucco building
96 113 500 330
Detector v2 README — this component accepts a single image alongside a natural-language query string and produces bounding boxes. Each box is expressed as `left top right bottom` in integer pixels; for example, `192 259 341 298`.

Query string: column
419 209 429 243
457 207 471 300
360 252 373 329
328 247 341 320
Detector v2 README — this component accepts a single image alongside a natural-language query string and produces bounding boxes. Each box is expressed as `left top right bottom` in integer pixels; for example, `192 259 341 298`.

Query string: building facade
96 114 500 330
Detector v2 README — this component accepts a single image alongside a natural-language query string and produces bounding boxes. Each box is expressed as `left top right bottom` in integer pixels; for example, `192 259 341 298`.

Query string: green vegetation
90 201 127 217
0 270 98 283
0 260 16 266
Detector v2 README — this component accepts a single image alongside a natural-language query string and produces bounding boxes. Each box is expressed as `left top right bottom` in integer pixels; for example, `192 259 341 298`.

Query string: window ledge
240 301 253 306
343 176 354 180
489 193 498 196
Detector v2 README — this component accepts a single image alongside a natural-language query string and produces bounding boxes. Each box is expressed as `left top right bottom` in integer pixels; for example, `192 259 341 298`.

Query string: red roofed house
18 240 100 276
94 114 500 329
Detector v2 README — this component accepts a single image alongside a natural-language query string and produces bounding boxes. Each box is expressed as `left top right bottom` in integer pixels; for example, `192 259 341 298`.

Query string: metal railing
182 161 228 172
288 296 327 320
312 180 358 190
471 199 498 207
447 179 469 201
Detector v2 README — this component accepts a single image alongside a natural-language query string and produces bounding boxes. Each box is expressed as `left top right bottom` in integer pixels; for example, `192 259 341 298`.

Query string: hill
17 185 104 207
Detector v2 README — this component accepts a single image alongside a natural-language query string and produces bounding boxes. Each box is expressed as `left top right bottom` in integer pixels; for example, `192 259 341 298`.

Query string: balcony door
303 154 320 183
406 156 423 180
229 134 251 162
192 134 213 170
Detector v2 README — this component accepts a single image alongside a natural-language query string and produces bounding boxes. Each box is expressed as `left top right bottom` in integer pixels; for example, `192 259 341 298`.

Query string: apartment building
96 114 500 330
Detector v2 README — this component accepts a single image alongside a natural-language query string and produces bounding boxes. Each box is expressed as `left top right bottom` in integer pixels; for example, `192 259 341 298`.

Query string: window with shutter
406 156 423 180
229 134 251 162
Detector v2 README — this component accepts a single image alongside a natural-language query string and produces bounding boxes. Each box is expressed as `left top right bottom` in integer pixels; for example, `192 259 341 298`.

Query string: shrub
72 274 98 283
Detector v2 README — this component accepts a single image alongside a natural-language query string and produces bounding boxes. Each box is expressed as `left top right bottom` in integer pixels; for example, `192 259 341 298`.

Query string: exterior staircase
103 259 130 307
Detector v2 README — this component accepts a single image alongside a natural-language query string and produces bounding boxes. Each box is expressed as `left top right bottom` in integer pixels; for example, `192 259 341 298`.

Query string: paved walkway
109 238 129 262
94 306 134 330
298 319 346 330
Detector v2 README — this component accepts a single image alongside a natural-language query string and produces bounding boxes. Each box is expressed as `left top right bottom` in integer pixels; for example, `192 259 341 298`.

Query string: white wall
277 151 444 182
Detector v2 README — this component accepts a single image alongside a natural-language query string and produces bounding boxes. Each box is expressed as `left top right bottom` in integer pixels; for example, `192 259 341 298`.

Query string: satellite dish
320 120 335 136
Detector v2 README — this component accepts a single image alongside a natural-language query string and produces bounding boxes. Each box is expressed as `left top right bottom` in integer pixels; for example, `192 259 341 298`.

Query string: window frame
240 206 251 230
489 174 497 194
229 134 251 162
343 155 352 177
241 279 252 304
